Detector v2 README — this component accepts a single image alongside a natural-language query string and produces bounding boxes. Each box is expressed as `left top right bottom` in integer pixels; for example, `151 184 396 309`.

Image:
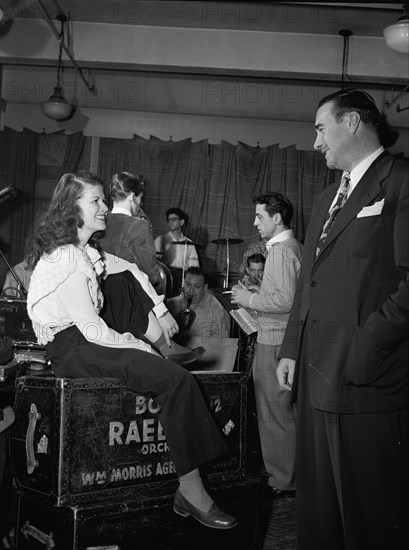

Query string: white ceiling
1 1 408 140
1 1 405 35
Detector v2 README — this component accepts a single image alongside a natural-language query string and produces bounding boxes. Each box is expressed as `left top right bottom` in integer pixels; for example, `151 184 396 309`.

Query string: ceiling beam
1 19 408 85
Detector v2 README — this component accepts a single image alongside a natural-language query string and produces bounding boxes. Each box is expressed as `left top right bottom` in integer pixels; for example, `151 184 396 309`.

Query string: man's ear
204 283 209 291
274 212 282 225
180 219 185 227
346 111 360 133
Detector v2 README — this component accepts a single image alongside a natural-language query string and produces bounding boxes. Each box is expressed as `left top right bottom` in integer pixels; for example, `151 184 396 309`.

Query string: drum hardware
171 241 204 246
155 260 174 298
211 238 243 289
0 192 26 298
169 240 204 291
0 248 28 299
211 239 244 246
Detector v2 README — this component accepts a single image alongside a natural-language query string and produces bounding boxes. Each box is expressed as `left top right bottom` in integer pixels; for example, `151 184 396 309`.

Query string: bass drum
156 261 174 298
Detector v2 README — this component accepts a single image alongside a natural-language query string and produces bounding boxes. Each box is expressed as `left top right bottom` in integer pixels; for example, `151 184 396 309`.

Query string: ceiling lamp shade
41 85 74 120
383 5 409 53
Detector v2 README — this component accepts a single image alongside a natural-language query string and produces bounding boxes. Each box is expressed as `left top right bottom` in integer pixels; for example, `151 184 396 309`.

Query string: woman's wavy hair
110 171 145 202
26 171 104 269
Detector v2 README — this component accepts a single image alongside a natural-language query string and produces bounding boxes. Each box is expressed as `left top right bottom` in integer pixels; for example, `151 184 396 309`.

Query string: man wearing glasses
155 208 199 295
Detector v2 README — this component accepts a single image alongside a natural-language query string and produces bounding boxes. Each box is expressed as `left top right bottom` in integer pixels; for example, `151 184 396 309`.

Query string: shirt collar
112 206 131 216
349 146 384 193
265 229 294 250
84 244 105 276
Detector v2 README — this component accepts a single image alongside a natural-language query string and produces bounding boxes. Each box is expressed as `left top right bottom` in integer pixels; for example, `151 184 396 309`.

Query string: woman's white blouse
27 244 151 352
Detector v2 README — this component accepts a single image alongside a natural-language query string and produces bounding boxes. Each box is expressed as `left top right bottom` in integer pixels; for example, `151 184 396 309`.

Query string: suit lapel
315 152 393 260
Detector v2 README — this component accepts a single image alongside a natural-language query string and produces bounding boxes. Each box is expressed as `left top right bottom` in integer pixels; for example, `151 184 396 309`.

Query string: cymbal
211 238 243 245
171 241 204 247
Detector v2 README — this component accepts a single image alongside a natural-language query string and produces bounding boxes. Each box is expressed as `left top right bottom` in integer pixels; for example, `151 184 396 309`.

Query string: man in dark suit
277 89 409 550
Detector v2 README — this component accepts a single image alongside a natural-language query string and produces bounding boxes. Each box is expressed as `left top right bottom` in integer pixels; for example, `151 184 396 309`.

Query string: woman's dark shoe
164 346 205 366
173 489 238 529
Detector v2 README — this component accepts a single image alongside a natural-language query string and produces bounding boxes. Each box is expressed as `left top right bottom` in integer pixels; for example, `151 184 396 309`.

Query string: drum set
156 237 243 294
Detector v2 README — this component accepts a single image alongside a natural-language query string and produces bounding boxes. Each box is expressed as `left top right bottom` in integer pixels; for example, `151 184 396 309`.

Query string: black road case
15 476 262 550
10 305 257 506
11 371 250 506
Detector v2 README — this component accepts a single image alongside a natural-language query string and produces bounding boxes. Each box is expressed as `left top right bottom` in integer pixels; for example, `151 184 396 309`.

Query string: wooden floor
247 441 298 550
246 402 298 550
258 488 297 550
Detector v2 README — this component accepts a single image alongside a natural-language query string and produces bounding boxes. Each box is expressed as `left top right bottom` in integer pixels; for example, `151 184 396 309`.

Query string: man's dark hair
252 192 294 227
247 253 266 266
110 172 145 201
166 207 188 224
318 89 381 130
185 266 206 282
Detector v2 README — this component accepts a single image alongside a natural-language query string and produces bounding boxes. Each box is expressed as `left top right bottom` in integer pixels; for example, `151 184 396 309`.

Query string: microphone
0 186 19 206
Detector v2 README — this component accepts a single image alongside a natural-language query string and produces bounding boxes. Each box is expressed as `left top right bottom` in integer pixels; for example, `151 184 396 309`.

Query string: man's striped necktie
316 172 351 256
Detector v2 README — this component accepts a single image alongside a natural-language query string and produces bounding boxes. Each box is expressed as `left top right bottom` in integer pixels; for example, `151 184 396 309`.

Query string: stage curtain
98 136 338 275
61 132 87 174
0 127 37 281
33 132 89 220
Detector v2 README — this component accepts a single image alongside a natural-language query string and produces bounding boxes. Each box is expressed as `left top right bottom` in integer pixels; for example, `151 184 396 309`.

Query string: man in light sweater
231 192 302 496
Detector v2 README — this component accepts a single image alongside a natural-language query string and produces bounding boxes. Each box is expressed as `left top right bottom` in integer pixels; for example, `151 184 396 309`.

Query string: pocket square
357 199 385 218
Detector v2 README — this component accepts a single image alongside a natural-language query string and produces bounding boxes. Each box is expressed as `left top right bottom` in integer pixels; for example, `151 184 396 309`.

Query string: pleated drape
98 136 339 274
0 128 37 272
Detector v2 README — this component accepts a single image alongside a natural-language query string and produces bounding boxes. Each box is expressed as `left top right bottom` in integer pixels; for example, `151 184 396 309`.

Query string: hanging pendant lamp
41 14 74 120
383 3 409 54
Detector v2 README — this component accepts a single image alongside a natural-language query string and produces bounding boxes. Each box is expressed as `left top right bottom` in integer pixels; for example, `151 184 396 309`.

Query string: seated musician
238 239 267 277
154 208 199 294
25 171 237 530
167 267 231 344
241 253 266 293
